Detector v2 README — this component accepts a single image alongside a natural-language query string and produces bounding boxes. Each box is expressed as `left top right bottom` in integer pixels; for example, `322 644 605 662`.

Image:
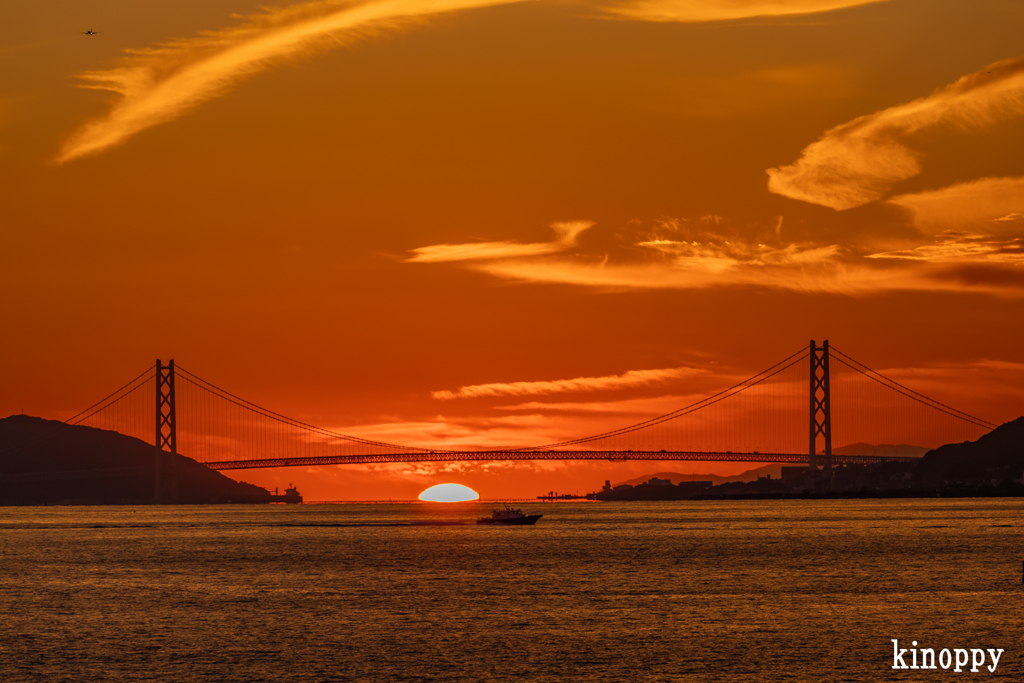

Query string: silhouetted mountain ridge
616 465 783 487
612 420 1024 494
0 415 271 504
915 416 1024 482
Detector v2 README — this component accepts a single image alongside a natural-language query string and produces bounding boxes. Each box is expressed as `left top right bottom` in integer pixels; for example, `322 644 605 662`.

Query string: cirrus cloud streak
406 221 593 263
605 0 888 23
433 365 707 400
59 0 529 163
867 234 1024 264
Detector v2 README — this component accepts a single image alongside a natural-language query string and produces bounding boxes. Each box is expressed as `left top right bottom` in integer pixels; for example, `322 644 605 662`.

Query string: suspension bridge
3 341 998 499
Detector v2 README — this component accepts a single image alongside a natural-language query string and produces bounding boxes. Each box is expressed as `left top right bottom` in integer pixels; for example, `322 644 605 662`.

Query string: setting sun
418 483 480 502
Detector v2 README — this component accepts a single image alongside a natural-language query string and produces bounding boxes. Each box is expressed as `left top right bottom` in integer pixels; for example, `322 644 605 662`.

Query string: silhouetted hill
915 416 1024 483
0 415 271 505
616 465 782 487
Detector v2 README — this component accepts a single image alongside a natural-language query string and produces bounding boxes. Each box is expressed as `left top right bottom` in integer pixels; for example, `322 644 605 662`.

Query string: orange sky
3 0 1024 500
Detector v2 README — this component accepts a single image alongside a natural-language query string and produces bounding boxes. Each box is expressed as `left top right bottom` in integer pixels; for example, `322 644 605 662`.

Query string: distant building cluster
582 460 1024 502
590 477 714 501
535 417 1024 502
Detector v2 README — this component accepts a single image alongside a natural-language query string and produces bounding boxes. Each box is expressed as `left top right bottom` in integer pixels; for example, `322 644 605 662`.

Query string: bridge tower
809 340 832 474
155 359 177 502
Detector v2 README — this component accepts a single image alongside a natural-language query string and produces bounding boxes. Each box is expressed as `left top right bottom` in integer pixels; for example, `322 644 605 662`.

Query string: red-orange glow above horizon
2 0 1024 501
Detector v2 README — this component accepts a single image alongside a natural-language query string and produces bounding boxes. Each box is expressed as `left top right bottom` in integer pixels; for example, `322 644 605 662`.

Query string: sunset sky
3 0 1024 500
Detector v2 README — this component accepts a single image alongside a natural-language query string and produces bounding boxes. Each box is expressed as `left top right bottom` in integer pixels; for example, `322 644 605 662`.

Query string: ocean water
1 500 1020 682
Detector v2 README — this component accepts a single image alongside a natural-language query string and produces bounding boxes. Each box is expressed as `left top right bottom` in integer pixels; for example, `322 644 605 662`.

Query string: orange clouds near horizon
406 220 1024 297
887 177 1024 236
432 364 706 400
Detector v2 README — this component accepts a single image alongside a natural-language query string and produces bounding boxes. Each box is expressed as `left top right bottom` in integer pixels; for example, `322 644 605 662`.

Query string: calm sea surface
1 500 1021 682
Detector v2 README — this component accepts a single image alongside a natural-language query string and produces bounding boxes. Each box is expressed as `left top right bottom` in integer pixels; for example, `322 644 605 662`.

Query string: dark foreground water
1 500 1021 682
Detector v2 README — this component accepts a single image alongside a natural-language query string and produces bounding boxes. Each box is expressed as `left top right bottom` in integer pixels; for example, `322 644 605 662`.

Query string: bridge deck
205 450 918 470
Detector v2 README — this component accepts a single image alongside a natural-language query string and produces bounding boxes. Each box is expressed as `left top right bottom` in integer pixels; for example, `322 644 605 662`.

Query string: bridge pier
155 359 177 503
809 340 832 476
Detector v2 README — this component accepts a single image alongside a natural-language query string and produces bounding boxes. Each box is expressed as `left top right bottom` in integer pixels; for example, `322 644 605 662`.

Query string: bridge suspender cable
521 347 810 450
174 365 427 452
65 367 153 426
828 347 996 429
0 368 154 459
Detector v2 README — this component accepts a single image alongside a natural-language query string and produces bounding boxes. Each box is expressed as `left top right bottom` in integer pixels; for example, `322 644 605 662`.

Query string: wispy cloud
406 241 565 263
636 233 842 271
415 220 852 287
471 248 1024 296
491 392 754 415
407 218 1024 296
865 232 1024 294
59 0 527 163
406 221 593 263
456 225 882 294
887 176 1024 235
464 255 907 293
493 396 692 413
867 234 1024 264
767 56 1024 210
433 365 706 400
605 0 887 23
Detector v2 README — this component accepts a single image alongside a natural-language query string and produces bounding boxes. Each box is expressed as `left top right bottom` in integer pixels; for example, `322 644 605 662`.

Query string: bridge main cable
828 347 997 429
174 365 430 453
517 346 810 451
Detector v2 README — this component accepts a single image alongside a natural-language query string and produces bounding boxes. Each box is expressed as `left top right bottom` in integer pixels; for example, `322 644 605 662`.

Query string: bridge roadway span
205 450 918 471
